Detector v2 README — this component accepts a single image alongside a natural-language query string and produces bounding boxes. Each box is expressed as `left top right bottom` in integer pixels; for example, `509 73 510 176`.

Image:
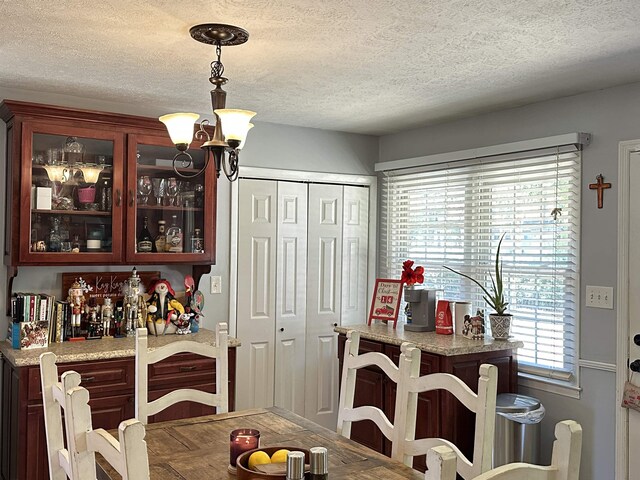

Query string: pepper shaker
310 447 328 480
286 451 305 480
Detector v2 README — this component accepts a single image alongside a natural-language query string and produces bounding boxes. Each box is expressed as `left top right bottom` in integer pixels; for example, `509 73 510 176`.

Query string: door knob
634 334 640 346
630 359 640 372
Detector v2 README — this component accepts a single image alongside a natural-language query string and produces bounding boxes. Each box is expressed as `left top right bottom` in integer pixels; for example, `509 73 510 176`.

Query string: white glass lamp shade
238 123 254 150
159 113 200 146
43 165 69 183
80 166 103 184
214 109 256 143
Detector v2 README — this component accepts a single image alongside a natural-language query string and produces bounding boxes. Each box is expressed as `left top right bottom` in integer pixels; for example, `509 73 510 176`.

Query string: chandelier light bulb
159 113 200 148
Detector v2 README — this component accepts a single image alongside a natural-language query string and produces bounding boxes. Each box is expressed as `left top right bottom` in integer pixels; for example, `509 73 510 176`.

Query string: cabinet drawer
27 358 133 401
148 353 216 390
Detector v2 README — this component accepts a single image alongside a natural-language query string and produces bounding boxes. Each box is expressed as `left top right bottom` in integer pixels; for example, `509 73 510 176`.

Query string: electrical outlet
586 285 614 309
210 276 222 294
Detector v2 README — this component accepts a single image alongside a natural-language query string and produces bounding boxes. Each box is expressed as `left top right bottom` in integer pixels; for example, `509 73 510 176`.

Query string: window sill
517 371 582 399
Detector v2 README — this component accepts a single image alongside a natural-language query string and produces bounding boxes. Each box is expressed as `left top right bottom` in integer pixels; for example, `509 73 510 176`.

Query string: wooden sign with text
61 271 160 304
368 278 403 328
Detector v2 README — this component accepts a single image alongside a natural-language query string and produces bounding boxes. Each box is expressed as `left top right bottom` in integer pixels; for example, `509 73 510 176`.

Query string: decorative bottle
191 228 204 254
137 216 155 253
165 215 183 253
154 220 166 252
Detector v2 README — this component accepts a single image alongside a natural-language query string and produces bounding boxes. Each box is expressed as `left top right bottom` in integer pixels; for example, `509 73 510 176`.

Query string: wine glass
165 177 179 206
152 178 165 206
137 176 152 205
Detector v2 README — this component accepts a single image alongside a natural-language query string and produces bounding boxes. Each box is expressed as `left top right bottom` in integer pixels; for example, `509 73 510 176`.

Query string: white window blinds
380 149 580 382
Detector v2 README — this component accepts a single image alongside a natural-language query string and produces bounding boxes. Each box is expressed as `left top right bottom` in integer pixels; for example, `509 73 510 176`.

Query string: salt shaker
285 451 305 480
310 447 328 479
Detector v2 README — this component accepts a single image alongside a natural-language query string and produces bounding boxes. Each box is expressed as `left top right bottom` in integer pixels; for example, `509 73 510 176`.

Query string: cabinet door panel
275 181 308 416
20 122 125 265
305 184 343 429
236 179 277 410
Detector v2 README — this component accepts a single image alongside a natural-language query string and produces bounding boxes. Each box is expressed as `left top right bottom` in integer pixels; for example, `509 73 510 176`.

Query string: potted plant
443 234 512 340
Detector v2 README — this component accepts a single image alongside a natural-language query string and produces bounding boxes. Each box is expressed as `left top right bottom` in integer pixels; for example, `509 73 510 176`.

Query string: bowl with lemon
236 446 310 479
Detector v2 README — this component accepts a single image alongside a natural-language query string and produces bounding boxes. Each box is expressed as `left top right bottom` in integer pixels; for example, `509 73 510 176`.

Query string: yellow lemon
270 449 290 464
248 451 271 470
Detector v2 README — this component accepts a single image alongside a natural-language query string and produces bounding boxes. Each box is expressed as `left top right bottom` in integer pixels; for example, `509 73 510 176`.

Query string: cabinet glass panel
31 133 114 253
135 144 207 254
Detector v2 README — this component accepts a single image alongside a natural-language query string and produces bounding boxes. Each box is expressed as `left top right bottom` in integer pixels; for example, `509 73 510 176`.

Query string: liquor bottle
191 228 204 254
137 216 155 253
165 215 183 253
154 220 166 252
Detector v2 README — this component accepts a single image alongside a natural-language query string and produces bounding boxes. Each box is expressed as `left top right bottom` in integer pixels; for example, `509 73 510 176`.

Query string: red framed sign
368 278 403 328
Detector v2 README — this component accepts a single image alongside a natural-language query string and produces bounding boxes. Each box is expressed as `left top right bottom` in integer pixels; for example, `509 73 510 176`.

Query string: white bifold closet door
236 179 368 428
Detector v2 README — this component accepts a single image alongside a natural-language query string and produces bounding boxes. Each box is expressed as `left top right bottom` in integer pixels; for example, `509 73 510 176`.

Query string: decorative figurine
67 279 86 339
114 301 125 337
184 275 204 333
175 312 193 335
86 297 102 339
101 297 114 337
121 267 146 336
146 278 184 335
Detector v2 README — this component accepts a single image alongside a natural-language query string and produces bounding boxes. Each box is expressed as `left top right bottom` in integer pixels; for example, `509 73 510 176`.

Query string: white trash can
493 393 545 467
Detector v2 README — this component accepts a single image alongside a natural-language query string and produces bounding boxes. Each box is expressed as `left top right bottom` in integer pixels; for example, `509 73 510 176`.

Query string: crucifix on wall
589 174 611 209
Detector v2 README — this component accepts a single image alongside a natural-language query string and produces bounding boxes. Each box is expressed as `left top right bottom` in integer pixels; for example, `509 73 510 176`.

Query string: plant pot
404 284 423 303
489 314 512 340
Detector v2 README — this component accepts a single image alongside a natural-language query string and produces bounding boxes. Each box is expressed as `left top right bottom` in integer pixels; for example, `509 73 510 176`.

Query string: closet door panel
305 183 343 429
236 179 277 410
274 181 308 416
342 186 369 326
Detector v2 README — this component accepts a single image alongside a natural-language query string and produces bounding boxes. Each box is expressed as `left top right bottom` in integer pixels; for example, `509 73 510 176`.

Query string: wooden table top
96 407 423 479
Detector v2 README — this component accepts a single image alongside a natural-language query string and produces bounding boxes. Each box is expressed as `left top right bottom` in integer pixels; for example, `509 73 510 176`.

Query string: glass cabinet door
20 123 124 264
126 133 216 264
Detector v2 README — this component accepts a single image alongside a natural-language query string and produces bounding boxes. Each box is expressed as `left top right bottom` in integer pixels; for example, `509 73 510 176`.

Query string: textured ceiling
1 0 640 135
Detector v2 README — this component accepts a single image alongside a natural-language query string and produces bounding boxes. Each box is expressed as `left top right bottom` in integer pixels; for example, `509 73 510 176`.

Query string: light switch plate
210 276 222 294
586 285 614 309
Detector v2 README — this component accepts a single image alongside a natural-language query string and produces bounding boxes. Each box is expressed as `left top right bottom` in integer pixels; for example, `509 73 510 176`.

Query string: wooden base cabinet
0 349 236 480
337 334 517 473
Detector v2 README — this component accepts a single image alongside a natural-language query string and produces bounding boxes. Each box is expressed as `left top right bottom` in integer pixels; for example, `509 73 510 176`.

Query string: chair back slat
425 420 582 480
135 323 229 424
337 330 419 464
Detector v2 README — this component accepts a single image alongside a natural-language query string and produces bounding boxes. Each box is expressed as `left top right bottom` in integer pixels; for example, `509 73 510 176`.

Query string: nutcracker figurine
122 267 146 336
101 297 114 337
67 279 85 339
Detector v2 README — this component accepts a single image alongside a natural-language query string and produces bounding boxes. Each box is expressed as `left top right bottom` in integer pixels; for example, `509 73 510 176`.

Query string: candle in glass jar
229 429 260 468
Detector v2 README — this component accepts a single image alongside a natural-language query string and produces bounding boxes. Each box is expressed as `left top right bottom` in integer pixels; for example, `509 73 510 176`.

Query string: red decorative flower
401 260 424 285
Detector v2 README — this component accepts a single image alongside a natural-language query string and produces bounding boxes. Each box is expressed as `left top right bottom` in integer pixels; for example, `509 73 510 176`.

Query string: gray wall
0 87 378 337
379 82 640 480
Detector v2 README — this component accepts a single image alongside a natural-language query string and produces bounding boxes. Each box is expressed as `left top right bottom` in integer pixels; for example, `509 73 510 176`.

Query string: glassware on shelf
194 183 204 208
137 175 152 205
151 178 166 206
63 136 84 165
165 177 179 206
191 229 204 254
61 241 72 253
47 218 62 252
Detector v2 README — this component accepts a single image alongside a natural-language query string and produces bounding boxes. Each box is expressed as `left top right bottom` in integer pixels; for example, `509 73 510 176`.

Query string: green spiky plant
443 233 509 315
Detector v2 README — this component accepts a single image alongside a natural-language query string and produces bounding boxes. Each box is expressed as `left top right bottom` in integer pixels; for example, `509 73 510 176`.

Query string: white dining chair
396 355 498 480
135 321 229 424
64 384 150 480
425 420 582 480
40 352 82 480
337 330 420 463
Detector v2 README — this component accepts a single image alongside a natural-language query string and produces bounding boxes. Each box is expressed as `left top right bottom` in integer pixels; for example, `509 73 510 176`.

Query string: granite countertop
334 323 523 356
0 328 241 367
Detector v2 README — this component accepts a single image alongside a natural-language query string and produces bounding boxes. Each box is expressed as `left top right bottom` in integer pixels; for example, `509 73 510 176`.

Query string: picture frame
368 278 403 328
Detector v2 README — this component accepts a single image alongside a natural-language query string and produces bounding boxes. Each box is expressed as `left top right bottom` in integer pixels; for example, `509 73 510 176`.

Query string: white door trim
616 139 640 480
229 167 377 337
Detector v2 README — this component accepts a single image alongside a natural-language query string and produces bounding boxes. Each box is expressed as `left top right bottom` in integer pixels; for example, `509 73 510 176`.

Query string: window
380 148 580 384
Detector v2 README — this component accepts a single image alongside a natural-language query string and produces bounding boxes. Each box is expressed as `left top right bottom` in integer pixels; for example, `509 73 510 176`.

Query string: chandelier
160 23 256 181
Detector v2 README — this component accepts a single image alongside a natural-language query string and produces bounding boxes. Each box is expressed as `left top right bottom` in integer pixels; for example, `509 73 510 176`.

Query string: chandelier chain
210 42 225 79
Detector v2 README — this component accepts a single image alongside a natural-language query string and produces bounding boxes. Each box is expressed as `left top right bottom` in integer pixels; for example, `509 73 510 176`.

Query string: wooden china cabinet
0 100 217 278
0 100 225 480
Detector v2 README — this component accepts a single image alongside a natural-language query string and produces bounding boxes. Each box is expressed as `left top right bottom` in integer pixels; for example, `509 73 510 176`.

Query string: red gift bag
435 300 453 335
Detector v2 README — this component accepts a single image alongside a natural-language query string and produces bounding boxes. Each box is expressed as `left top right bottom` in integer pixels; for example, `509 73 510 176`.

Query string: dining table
96 406 424 479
